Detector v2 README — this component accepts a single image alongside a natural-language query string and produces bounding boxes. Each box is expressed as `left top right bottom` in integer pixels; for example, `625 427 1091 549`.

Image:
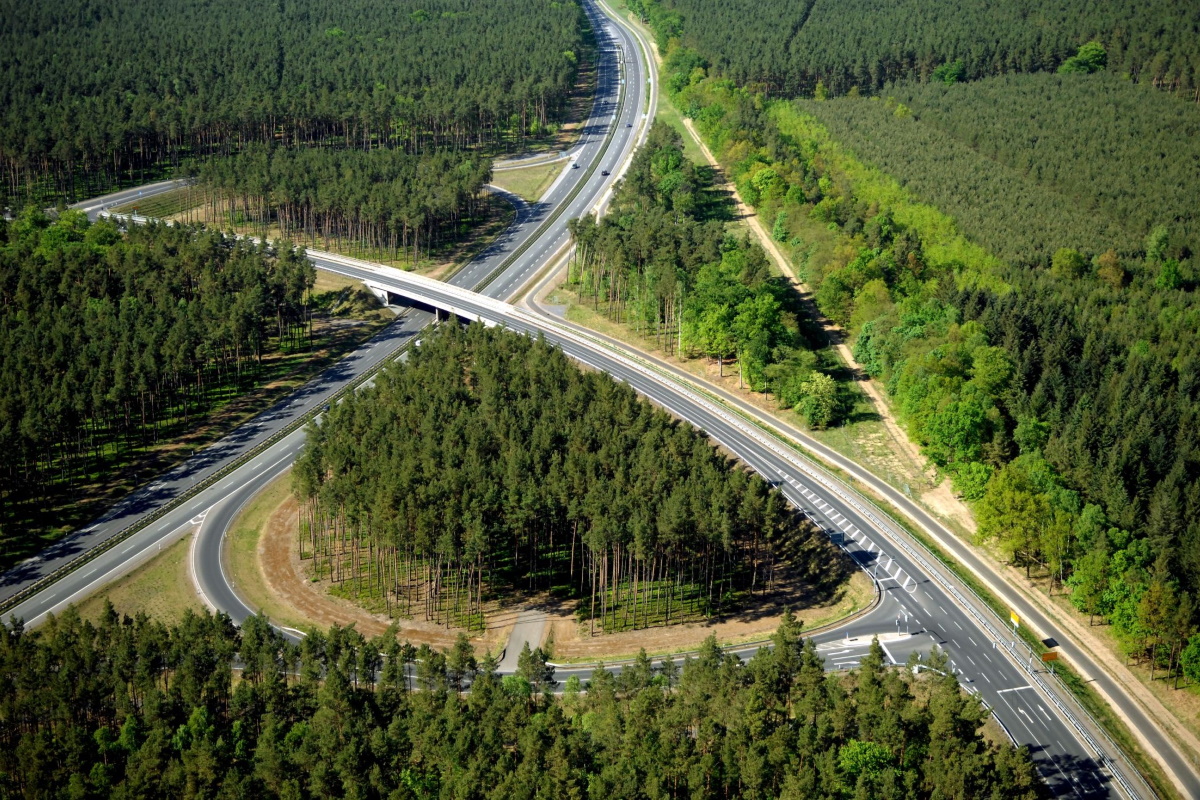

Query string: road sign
1041 651 1059 662
1010 610 1020 628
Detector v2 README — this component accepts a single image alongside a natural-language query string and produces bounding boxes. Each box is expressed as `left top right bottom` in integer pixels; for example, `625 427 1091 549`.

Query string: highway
296 256 1125 800
0 1 1175 797
0 0 647 614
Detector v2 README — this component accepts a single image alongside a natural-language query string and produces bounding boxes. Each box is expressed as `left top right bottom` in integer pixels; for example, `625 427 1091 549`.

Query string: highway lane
473 0 650 301
5 1 1144 795
0 0 647 617
298 259 1127 798
70 178 189 221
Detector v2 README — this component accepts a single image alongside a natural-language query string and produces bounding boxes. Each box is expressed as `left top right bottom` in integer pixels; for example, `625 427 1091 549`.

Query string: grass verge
223 475 310 630
71 533 204 624
491 160 567 202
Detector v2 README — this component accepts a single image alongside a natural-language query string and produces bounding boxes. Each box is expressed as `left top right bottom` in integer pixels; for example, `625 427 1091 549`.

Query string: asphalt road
0 1 1168 797
305 258 1125 800
0 0 647 615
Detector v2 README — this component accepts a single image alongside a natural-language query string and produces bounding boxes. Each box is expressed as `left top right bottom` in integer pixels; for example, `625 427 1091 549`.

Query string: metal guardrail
515 310 1154 800
0 322 420 618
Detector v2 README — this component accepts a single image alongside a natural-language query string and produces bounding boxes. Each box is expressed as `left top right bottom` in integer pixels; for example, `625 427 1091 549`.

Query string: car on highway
601 170 610 176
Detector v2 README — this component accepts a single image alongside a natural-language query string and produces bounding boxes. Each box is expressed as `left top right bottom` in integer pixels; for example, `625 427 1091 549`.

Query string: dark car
572 162 580 168
601 170 610 176
626 123 633 128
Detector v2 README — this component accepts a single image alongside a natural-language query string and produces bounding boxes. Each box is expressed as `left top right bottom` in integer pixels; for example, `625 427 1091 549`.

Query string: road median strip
0 324 421 619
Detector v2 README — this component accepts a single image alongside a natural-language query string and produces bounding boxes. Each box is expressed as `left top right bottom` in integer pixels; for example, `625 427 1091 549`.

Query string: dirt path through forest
679 101 1200 776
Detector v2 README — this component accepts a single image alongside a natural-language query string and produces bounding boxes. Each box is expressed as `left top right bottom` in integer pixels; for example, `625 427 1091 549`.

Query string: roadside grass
311 269 393 321
224 475 311 631
111 185 205 220
71 533 204 624
491 160 567 202
807 389 934 499
653 82 706 163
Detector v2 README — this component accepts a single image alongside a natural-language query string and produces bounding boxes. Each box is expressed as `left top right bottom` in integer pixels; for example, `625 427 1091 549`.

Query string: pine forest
193 146 494 263
1 0 585 207
0 607 1045 799
292 322 849 632
0 211 314 567
629 0 1200 99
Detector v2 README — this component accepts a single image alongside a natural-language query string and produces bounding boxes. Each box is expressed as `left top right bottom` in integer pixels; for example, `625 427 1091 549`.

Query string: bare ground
253 484 871 660
548 569 874 662
255 493 513 654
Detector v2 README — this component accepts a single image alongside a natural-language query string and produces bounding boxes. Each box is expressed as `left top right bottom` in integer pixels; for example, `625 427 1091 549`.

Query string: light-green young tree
1067 541 1110 625
1058 41 1106 74
798 372 840 429
976 462 1051 576
1180 633 1200 687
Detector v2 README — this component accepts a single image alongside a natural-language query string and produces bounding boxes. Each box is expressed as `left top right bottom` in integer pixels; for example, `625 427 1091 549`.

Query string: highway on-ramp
0 0 648 617
0 1 1172 797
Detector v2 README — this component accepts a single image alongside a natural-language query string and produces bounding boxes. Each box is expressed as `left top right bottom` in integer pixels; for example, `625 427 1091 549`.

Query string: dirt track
256 493 871 660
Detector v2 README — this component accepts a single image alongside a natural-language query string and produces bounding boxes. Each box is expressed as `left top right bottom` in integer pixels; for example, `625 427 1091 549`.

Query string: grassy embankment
72 534 205 624
490 159 567 203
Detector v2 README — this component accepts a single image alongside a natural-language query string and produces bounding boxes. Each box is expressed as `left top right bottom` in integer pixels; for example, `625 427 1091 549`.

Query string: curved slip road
2 1 1175 797
0 0 648 617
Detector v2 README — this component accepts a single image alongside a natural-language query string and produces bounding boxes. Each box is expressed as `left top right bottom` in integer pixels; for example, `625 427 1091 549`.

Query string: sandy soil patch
549 569 874 662
245 476 870 662
253 492 512 654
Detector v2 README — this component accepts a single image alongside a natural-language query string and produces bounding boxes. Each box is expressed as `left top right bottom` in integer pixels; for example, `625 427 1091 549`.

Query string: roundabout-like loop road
2 1 1180 797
